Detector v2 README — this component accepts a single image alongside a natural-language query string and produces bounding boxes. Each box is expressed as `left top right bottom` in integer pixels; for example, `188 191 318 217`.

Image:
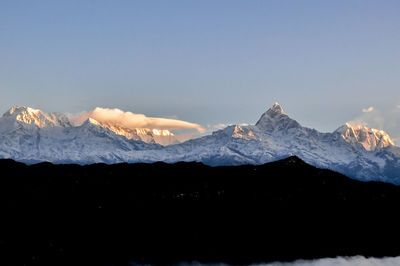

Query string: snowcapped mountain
155 102 400 184
1 104 400 184
0 107 162 164
4 106 71 128
1 106 184 147
89 121 181 146
335 123 394 151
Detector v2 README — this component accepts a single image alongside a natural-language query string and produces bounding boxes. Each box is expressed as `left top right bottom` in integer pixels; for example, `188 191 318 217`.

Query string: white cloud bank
162 256 400 266
69 107 206 133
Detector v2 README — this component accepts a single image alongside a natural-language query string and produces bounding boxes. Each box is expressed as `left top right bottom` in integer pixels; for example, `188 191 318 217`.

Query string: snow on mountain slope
155 103 398 183
3 106 71 128
335 123 395 151
0 104 400 184
1 106 185 147
89 121 181 146
0 108 161 164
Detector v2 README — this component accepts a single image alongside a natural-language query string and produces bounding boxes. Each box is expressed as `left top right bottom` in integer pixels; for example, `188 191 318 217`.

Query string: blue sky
1 1 399 137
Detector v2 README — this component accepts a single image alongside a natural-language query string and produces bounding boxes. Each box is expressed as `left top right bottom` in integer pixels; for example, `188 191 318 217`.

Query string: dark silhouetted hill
0 156 400 265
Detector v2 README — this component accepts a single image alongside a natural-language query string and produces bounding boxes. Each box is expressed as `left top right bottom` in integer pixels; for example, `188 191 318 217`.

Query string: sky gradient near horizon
1 1 400 139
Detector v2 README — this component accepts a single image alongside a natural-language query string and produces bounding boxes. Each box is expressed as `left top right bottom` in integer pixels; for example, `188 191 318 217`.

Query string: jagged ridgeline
1 103 400 184
1 157 400 264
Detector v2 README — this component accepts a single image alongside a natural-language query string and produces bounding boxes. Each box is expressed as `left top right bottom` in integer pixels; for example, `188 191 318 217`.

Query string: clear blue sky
1 1 399 135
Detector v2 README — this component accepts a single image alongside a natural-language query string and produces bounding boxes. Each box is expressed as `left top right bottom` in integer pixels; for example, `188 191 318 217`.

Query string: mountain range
1 103 400 184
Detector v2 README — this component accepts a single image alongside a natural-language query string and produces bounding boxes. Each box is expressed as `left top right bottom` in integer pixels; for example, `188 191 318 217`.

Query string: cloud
260 256 400 266
69 107 206 133
208 123 230 130
362 106 374 113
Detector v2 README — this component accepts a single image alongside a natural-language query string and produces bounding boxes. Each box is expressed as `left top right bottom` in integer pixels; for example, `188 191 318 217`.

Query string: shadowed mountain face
1 157 400 265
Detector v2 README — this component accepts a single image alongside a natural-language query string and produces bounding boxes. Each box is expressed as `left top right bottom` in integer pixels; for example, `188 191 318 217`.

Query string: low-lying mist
148 256 400 266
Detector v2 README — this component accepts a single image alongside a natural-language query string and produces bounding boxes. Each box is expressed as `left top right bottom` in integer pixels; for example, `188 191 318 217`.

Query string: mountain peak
255 102 292 128
87 117 101 125
268 102 285 115
3 106 38 118
2 106 44 127
335 123 395 151
2 106 71 128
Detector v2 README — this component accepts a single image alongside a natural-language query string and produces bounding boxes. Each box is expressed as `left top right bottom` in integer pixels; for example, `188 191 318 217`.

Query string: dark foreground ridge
1 156 400 265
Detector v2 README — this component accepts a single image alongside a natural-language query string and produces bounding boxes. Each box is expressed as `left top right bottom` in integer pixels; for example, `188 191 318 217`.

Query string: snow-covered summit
256 102 284 125
89 121 177 145
335 123 395 151
255 103 301 132
3 106 71 128
84 117 102 127
269 102 285 115
3 106 36 117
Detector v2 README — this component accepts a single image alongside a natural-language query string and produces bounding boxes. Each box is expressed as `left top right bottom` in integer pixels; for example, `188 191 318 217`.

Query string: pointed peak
272 102 284 113
255 102 301 131
267 102 285 116
256 102 286 126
